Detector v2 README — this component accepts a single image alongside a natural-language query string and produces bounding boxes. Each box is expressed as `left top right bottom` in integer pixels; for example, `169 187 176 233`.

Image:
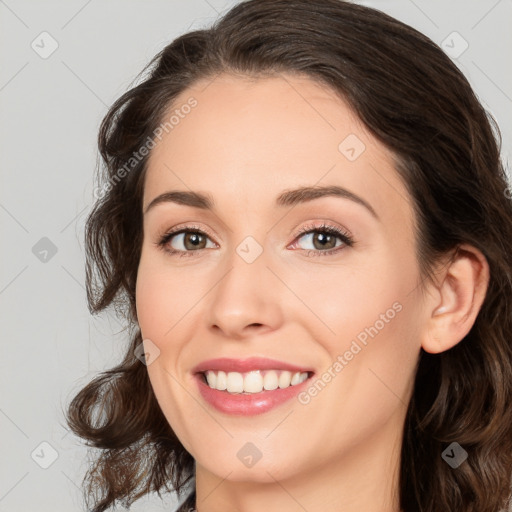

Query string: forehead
143 72 413 229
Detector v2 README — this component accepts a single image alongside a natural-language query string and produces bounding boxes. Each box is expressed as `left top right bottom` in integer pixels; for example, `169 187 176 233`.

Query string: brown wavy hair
65 0 512 510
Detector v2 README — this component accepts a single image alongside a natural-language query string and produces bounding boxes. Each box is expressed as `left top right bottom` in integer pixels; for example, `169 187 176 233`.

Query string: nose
205 242 285 340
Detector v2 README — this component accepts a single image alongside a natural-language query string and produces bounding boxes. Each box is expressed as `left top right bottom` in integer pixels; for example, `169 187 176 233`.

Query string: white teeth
244 371 263 393
226 372 244 393
205 370 217 388
263 371 279 390
216 371 227 390
203 369 310 394
291 372 301 385
278 370 292 388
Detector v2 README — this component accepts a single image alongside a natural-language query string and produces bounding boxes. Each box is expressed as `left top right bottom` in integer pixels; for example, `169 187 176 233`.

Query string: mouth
198 369 314 394
192 357 315 414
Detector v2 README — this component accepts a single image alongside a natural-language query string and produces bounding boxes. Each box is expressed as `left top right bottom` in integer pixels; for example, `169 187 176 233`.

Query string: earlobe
421 244 490 354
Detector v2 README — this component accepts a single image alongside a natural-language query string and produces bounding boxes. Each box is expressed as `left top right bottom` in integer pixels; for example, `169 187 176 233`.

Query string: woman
66 1 512 511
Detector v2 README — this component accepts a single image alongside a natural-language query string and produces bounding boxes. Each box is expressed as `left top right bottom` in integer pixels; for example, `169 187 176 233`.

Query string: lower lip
195 373 313 416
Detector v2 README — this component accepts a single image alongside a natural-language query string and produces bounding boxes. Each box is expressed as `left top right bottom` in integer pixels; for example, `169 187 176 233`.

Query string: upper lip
192 357 314 375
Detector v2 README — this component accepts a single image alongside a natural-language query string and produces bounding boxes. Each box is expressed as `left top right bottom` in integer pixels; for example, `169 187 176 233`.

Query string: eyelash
156 222 355 258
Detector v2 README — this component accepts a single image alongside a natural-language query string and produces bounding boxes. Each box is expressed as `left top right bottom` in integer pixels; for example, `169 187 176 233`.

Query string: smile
192 357 315 415
202 369 311 394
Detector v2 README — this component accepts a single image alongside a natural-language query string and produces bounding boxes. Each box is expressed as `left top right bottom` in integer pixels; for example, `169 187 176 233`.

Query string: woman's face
136 73 427 487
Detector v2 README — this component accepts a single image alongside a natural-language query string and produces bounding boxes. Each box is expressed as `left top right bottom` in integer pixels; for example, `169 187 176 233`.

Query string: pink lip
192 357 315 416
195 373 312 416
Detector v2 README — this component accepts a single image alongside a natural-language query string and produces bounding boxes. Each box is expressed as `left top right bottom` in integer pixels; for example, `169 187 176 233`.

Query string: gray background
1 1 511 511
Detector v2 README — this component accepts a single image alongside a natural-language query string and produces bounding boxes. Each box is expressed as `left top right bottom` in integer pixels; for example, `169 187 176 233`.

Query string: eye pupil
185 232 206 250
314 232 336 250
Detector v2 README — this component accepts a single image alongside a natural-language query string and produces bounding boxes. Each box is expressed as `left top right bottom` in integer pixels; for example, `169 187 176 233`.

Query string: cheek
135 252 206 359
287 246 420 393
135 254 175 344
135 257 197 448
136 276 164 340
278 253 407 346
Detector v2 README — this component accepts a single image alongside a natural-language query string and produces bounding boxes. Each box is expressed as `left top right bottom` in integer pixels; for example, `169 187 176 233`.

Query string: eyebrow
143 185 379 220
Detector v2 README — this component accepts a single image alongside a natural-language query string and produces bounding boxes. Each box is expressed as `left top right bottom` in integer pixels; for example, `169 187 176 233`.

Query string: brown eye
167 231 214 251
292 223 354 257
158 228 216 256
298 231 339 250
180 232 208 250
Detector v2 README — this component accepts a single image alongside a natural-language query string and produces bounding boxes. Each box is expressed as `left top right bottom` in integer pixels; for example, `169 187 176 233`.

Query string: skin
135 73 489 512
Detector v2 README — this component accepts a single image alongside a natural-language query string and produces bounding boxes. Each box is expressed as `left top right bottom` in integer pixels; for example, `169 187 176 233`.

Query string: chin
194 436 313 482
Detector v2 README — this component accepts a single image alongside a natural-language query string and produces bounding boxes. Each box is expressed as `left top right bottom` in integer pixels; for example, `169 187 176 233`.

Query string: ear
421 244 490 354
